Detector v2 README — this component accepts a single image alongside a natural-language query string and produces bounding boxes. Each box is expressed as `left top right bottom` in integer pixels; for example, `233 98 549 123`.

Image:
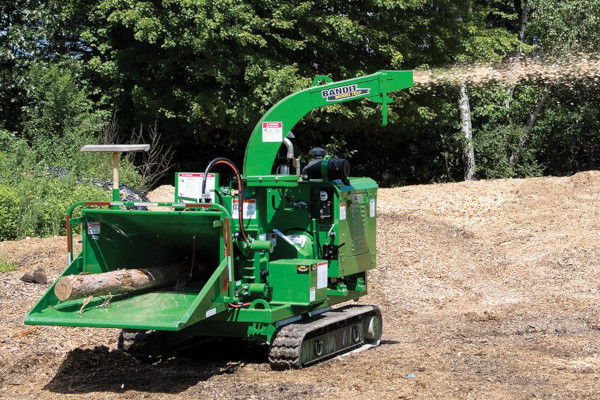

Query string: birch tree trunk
459 80 476 180
508 82 552 168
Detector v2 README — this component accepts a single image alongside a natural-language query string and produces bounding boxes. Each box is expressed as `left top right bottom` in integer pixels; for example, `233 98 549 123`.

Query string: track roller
268 305 382 370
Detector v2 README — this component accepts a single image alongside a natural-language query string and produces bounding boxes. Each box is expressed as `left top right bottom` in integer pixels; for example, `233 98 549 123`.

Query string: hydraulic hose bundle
201 157 250 245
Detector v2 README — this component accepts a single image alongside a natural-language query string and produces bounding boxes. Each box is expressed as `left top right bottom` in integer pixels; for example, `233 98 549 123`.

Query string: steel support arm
243 70 413 176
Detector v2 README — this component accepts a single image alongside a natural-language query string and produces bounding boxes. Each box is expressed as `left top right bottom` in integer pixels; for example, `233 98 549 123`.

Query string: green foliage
469 83 543 179
14 175 110 238
529 0 600 55
53 0 525 167
0 64 142 240
532 81 600 175
0 184 19 240
23 64 107 171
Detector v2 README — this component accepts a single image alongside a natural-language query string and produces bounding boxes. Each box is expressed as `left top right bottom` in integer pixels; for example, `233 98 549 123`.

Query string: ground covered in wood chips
2 172 600 399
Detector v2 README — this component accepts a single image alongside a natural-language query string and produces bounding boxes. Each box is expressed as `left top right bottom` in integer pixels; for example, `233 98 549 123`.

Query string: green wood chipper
25 70 413 369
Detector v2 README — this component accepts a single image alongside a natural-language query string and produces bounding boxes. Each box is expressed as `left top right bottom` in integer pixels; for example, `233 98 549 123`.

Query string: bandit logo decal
297 265 309 274
321 84 370 101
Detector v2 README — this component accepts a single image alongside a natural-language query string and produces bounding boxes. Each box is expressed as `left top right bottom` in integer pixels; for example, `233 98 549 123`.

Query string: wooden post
80 144 150 209
112 152 119 207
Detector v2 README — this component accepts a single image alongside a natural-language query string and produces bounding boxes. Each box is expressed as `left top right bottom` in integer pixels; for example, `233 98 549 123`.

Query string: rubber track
268 305 381 370
118 329 155 362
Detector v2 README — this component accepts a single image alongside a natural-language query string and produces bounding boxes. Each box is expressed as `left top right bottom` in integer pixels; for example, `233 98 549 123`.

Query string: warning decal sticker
297 265 309 274
339 202 346 220
87 222 101 240
177 173 215 202
317 261 328 289
268 232 277 246
232 199 257 220
205 308 217 318
309 287 316 302
262 121 283 142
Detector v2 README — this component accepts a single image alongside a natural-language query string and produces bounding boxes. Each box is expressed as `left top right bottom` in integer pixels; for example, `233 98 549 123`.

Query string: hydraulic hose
202 157 250 245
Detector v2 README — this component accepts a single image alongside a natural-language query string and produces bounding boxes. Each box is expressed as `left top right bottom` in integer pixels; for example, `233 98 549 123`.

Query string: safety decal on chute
87 222 101 240
205 308 216 318
262 121 283 142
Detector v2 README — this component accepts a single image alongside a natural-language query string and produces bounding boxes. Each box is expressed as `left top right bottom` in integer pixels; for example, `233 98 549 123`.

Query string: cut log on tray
54 265 188 301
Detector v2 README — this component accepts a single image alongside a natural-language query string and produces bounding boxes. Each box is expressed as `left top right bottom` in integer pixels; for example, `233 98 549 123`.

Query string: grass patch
0 256 18 272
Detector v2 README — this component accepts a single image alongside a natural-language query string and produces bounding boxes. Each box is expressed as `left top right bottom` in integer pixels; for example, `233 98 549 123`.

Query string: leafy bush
0 185 19 240
8 175 110 239
0 64 143 240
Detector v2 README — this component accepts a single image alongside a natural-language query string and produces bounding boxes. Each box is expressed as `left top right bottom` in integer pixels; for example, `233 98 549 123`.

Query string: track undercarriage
119 305 382 369
269 305 382 369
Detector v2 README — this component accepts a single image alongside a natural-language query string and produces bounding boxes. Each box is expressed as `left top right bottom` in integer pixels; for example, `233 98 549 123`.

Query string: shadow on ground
45 339 268 394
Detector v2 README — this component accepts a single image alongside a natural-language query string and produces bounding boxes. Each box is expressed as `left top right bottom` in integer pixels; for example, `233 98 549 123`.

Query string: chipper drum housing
25 70 414 368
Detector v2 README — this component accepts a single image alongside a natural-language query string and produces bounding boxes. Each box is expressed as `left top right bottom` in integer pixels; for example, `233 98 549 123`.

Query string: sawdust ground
2 172 600 399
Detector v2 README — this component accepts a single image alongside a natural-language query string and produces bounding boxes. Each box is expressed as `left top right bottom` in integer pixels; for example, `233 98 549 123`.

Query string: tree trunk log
508 82 552 168
54 265 187 301
459 80 476 180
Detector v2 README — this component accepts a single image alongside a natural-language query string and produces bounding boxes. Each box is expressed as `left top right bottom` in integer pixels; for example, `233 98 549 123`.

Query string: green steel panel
269 258 328 305
335 179 378 277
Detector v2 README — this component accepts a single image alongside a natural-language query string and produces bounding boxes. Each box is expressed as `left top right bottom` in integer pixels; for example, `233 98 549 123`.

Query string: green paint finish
268 258 327 305
245 175 299 188
112 188 120 209
335 178 378 277
81 209 222 272
25 208 232 329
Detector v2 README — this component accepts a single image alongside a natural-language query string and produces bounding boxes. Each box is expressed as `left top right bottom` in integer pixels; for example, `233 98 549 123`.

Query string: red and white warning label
339 202 346 220
177 173 216 202
317 261 328 289
262 121 283 142
87 221 101 237
232 199 257 220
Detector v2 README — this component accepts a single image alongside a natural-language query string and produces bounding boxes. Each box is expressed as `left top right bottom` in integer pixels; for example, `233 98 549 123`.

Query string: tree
459 80 476 180
51 0 524 171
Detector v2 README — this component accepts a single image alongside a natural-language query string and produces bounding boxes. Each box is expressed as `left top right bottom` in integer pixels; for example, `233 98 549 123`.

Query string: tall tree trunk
509 83 552 168
505 1 530 112
459 80 476 180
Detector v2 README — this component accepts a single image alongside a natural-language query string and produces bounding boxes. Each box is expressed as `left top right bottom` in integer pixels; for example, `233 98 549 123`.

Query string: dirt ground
2 172 600 399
